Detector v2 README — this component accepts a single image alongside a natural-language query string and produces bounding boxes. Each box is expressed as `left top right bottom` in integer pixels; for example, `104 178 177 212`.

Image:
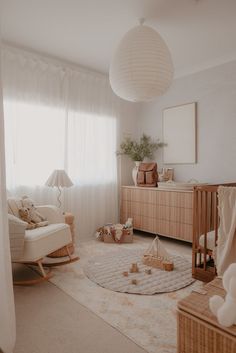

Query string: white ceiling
1 0 236 77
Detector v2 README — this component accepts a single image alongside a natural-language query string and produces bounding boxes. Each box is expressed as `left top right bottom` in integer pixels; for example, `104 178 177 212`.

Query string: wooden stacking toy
130 263 139 273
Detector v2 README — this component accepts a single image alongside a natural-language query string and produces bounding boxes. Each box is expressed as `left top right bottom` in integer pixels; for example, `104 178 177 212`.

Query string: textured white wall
117 101 141 186
138 60 236 183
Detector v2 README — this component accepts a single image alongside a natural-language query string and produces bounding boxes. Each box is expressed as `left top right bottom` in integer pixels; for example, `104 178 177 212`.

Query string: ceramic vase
132 161 141 186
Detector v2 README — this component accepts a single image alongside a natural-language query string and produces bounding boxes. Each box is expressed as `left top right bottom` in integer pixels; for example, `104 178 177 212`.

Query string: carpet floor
49 234 202 353
13 271 146 353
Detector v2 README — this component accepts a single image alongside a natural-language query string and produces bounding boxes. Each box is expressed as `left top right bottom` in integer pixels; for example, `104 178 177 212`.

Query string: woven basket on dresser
177 278 236 353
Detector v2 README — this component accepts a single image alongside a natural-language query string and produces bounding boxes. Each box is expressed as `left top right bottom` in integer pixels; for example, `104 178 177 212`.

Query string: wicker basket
103 227 133 243
177 278 236 353
48 242 74 258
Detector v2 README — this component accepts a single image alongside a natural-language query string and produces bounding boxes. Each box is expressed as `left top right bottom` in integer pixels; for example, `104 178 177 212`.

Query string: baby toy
19 196 49 228
209 263 236 327
124 218 133 229
18 207 37 229
145 269 152 275
143 236 174 271
130 263 139 273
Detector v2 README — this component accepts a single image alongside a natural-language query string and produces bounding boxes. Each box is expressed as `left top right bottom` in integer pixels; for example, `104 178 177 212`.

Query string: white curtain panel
1 46 134 240
0 44 16 352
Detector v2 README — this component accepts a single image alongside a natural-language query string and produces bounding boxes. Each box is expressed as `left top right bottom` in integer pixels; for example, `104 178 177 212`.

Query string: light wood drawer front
121 187 193 242
139 203 156 218
154 220 192 242
122 202 192 225
156 206 192 225
120 213 126 224
129 189 155 203
133 215 142 229
156 191 193 208
122 188 133 201
120 200 131 215
122 202 157 218
122 188 193 208
141 216 155 233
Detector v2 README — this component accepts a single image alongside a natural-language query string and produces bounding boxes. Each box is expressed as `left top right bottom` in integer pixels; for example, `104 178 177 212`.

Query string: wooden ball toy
145 269 152 275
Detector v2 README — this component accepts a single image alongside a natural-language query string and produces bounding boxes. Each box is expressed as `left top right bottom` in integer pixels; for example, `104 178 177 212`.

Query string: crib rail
192 183 236 282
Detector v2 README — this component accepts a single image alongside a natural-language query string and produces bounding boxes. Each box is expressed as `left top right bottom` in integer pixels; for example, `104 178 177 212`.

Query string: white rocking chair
8 198 79 285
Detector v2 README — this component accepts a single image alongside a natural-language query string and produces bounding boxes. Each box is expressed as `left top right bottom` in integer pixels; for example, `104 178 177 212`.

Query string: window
4 100 117 188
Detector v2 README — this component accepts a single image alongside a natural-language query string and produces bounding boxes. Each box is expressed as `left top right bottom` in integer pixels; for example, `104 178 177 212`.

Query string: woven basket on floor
103 227 133 243
48 242 75 258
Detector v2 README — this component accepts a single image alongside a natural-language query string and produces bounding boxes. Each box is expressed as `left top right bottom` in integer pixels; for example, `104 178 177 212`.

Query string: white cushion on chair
18 223 72 262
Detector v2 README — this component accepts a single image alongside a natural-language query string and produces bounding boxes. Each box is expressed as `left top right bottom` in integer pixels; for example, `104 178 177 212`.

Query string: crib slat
192 182 236 282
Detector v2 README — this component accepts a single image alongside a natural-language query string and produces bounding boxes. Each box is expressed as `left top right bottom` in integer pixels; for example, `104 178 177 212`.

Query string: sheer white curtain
0 43 16 353
2 46 121 240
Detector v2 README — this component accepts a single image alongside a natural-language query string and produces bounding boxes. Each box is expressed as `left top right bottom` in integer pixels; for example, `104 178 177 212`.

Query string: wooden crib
192 183 236 282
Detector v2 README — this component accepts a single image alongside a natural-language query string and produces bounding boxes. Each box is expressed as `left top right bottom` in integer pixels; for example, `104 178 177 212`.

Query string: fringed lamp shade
109 22 174 102
45 170 73 208
45 170 73 188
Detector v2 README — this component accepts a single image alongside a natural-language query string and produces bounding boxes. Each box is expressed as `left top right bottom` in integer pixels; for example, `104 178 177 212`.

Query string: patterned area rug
49 237 202 353
84 249 194 294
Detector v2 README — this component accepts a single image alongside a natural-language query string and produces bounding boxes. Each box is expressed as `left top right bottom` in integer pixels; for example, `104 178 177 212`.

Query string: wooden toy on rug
145 269 152 275
163 261 174 271
142 236 174 271
123 271 129 277
131 279 138 285
130 263 139 273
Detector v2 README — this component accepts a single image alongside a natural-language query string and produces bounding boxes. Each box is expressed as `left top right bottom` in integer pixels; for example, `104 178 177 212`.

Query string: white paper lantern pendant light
109 18 174 102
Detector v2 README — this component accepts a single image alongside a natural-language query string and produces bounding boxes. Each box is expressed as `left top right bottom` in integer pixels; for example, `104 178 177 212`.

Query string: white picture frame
163 102 197 164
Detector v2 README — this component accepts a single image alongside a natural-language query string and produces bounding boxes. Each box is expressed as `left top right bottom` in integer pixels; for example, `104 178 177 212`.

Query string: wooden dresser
120 186 193 242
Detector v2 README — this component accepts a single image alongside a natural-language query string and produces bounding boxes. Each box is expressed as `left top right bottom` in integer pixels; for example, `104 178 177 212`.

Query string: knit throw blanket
216 186 236 275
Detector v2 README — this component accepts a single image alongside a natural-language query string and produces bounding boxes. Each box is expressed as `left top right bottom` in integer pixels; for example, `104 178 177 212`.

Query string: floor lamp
45 169 73 210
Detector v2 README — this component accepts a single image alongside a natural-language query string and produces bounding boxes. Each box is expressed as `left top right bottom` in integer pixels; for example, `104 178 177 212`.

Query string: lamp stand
57 186 62 209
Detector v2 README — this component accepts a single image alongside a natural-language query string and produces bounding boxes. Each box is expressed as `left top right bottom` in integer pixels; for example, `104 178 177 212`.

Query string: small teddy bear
209 263 236 327
18 207 37 229
19 196 49 228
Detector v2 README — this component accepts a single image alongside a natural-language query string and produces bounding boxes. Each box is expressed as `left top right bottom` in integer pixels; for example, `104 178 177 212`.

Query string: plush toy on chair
20 196 49 228
209 263 236 327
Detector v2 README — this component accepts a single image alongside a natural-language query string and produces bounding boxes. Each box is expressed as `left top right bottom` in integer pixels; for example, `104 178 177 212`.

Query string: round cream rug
83 249 194 295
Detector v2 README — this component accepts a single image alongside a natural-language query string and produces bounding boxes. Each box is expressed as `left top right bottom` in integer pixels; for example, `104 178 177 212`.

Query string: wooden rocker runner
14 246 79 286
13 246 79 286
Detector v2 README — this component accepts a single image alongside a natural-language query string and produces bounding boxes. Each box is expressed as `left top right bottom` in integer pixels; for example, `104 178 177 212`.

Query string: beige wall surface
137 60 236 183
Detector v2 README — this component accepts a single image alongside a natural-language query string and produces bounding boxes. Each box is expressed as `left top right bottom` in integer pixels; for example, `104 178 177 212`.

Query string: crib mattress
199 230 216 251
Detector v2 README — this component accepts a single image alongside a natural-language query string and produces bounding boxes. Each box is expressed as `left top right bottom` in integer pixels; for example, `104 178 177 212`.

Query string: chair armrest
36 205 64 224
8 214 27 261
8 214 27 232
